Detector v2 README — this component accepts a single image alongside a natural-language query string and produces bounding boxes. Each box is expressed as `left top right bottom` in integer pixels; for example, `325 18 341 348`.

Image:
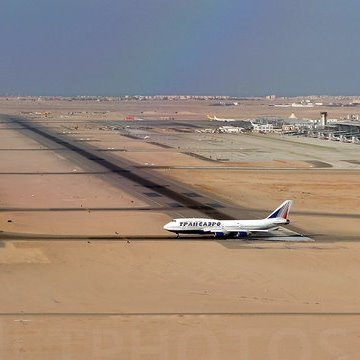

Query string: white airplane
163 200 292 238
207 114 236 122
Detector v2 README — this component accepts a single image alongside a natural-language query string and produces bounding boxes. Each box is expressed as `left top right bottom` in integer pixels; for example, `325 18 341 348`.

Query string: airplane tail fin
207 114 214 121
266 200 292 220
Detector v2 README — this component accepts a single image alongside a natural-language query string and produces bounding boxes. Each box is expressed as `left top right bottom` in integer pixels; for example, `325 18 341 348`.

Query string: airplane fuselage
163 218 289 237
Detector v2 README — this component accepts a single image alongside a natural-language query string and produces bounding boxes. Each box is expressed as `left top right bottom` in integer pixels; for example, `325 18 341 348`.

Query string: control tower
320 112 328 127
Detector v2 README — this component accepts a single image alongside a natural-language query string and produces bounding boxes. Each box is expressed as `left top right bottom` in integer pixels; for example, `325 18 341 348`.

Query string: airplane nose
163 223 170 230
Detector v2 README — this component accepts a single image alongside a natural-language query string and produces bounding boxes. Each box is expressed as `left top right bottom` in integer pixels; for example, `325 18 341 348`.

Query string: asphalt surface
1 114 309 239
2 115 253 220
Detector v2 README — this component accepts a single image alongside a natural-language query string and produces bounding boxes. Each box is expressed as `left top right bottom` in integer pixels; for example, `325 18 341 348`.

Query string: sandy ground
1 101 360 359
2 240 360 313
1 240 360 358
1 212 168 236
0 172 147 209
1 315 359 359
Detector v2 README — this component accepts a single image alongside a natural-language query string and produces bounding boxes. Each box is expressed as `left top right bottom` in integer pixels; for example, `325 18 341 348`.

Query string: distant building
252 123 274 133
218 126 243 134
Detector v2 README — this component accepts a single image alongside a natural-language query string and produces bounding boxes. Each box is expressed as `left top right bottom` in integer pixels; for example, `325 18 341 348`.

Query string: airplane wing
202 227 224 233
223 225 280 233
205 227 278 238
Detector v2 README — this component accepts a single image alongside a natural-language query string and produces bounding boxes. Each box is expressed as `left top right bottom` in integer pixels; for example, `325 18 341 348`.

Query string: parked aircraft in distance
207 114 237 122
163 200 292 238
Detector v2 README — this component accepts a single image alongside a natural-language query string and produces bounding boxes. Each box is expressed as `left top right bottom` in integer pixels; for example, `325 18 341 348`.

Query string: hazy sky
1 0 359 96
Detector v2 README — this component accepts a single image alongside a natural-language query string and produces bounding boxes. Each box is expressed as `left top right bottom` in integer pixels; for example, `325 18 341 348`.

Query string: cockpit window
171 219 176 222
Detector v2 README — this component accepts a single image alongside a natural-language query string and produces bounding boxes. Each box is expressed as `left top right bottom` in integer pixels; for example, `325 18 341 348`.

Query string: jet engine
213 231 229 238
235 230 250 238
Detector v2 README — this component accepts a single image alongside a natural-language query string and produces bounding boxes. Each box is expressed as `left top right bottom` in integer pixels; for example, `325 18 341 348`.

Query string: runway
7 115 238 220
5 114 356 241
0 229 313 242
